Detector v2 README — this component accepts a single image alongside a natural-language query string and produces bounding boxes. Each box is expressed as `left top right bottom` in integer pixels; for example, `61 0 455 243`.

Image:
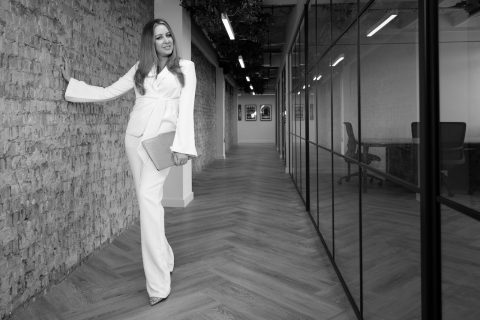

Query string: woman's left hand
172 152 189 166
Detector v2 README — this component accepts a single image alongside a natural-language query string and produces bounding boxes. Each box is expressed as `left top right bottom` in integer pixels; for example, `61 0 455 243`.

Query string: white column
216 67 226 159
155 0 193 207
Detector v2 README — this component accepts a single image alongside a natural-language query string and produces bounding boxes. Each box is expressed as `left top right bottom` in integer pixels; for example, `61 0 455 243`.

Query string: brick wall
224 81 237 153
191 44 216 174
0 0 153 318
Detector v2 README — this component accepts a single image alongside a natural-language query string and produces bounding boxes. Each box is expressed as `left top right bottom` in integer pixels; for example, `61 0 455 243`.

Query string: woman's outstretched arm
61 56 137 103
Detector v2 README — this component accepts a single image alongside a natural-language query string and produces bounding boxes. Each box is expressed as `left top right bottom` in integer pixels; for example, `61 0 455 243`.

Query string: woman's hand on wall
172 152 189 166
61 56 71 83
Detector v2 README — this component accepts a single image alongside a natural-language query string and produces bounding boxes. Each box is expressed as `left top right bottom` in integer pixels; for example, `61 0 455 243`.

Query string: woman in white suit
61 18 197 306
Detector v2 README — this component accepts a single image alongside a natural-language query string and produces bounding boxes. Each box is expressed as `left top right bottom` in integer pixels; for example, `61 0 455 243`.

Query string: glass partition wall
278 0 480 319
438 2 480 319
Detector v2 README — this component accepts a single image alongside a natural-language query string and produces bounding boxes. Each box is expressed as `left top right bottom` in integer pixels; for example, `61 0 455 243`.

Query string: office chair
411 121 466 196
338 122 382 185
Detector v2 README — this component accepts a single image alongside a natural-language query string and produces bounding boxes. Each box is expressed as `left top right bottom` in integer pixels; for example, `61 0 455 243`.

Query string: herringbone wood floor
10 144 355 320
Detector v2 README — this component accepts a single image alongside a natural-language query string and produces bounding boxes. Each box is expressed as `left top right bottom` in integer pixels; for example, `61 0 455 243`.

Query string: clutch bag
141 131 176 171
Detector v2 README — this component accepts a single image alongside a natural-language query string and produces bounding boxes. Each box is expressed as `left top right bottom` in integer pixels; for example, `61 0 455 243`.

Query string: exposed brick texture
224 81 237 153
191 44 216 174
0 0 153 318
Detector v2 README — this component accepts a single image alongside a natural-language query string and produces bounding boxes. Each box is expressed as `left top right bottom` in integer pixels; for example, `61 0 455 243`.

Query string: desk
362 138 417 148
360 138 419 188
360 137 480 191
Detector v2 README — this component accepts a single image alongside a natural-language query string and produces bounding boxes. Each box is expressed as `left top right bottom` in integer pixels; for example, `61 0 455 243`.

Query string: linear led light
316 74 322 80
238 55 245 68
313 76 317 81
246 76 250 82
366 11 398 37
252 92 256 95
249 84 254 90
330 54 345 67
221 13 235 40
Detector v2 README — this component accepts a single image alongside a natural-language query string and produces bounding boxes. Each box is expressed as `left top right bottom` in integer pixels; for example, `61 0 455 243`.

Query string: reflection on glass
438 3 480 210
442 206 480 320
310 143 319 226
363 169 421 320
316 61 331 149
316 1 331 59
308 1 317 66
296 136 301 194
288 69 292 178
330 23 360 306
332 0 358 42
359 0 370 15
359 3 421 316
290 31 301 190
309 69 318 144
301 138 307 201
333 155 360 305
332 25 357 157
290 133 295 179
318 147 333 251
359 1 419 187
299 21 306 141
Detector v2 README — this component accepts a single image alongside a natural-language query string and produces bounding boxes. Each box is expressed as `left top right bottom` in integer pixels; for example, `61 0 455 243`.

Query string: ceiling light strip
330 54 344 67
238 55 245 68
366 11 398 37
221 13 235 40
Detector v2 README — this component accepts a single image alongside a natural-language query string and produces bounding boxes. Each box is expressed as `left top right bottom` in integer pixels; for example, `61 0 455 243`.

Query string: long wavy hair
134 19 185 95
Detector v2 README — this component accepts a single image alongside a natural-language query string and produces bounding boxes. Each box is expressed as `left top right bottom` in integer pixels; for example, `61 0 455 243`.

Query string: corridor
10 144 355 320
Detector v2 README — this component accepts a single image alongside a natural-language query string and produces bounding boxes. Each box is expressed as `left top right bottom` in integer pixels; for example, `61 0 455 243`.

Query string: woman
61 18 197 306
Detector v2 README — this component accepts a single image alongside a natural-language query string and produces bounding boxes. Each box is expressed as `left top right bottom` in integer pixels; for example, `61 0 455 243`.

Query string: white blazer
65 59 198 162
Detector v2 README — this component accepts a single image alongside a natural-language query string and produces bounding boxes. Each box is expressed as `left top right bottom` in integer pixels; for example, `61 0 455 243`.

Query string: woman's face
154 24 173 58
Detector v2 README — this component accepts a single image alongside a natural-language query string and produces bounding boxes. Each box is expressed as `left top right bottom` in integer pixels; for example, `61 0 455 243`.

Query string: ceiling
259 3 296 93
181 0 297 94
183 0 478 94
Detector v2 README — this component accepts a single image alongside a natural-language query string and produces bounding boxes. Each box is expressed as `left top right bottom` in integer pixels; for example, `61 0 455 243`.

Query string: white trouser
125 133 174 298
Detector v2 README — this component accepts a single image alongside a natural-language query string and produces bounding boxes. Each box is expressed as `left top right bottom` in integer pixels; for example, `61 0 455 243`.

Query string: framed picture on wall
238 104 242 121
295 105 304 120
309 104 314 120
245 104 257 121
260 104 272 121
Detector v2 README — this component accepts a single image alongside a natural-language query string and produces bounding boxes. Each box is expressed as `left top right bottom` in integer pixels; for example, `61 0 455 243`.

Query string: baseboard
162 191 194 207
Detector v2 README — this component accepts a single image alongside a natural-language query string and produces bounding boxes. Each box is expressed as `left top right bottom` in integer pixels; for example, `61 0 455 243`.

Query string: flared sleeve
65 63 137 103
171 60 198 157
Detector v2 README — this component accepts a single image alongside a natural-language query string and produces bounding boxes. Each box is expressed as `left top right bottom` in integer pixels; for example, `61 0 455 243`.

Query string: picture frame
309 104 314 120
260 104 272 121
295 105 304 120
245 104 257 121
238 104 242 121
